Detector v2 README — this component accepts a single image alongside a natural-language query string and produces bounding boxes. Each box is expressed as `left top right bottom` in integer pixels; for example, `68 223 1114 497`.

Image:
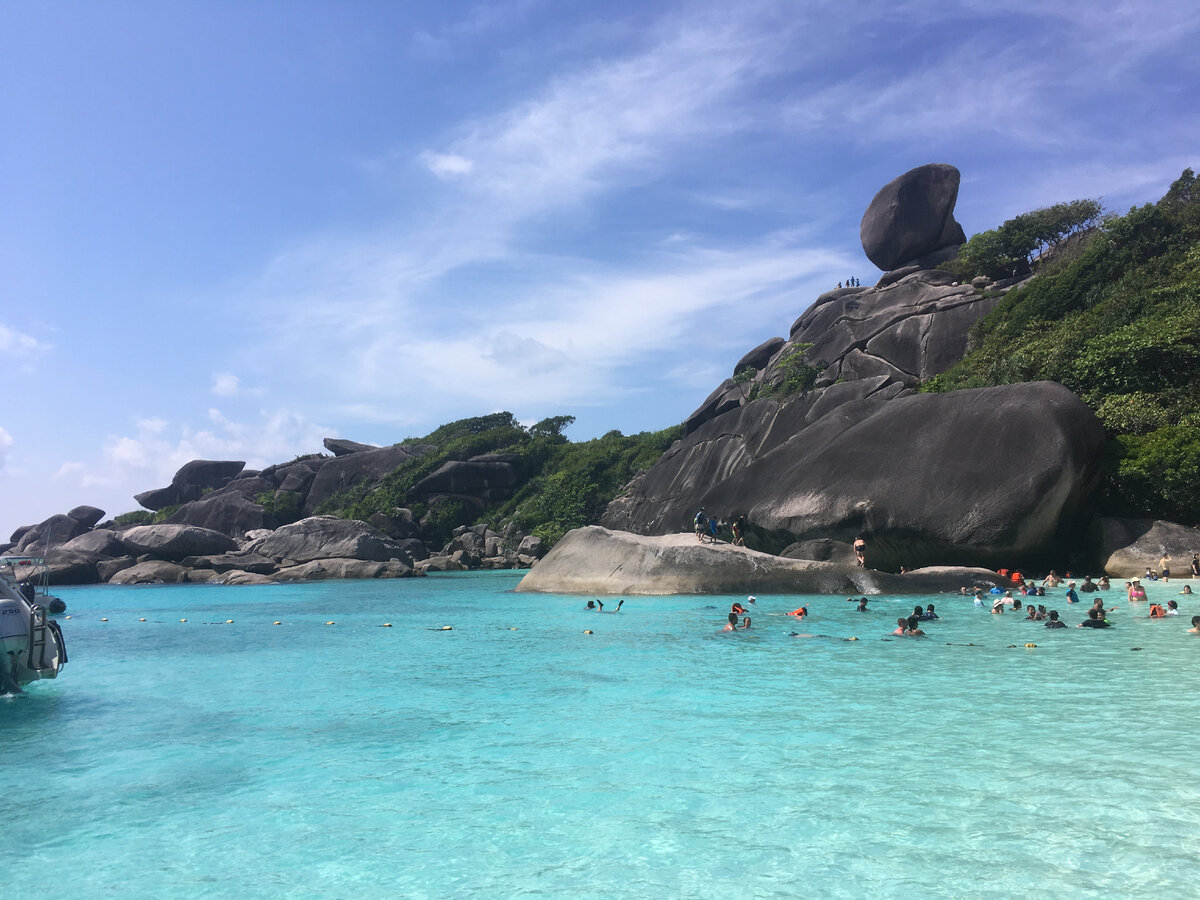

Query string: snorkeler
601 600 625 613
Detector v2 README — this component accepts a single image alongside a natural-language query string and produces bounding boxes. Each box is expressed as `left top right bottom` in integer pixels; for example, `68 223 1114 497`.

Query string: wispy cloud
0 427 12 472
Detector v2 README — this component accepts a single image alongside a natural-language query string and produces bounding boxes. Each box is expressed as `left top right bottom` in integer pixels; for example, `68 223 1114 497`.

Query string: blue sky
3 0 1198 535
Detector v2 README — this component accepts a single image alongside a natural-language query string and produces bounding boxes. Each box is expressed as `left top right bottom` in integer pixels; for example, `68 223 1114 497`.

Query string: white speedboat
1 557 68 693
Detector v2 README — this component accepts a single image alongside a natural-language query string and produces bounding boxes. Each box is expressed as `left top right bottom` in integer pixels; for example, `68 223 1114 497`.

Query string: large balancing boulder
120 524 237 561
245 516 413 564
860 163 966 271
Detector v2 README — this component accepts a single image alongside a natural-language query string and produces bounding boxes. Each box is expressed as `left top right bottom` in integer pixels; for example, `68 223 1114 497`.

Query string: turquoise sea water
5 572 1200 898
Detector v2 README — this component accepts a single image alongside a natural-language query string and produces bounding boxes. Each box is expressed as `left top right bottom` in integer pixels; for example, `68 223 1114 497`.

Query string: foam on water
5 573 1200 898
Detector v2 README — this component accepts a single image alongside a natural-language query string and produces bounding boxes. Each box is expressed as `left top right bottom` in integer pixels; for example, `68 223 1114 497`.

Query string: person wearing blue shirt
1065 581 1079 604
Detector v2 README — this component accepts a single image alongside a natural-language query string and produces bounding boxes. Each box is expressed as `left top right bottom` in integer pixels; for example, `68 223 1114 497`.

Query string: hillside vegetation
318 413 682 547
924 168 1200 522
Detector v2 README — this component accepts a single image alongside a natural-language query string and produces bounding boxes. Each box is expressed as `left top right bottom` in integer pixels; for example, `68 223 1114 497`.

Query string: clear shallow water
5 573 1200 898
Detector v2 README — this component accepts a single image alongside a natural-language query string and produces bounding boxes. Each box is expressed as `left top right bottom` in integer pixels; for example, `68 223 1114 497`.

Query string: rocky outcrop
109 560 194 584
67 505 105 529
244 516 413 565
734 337 786 377
14 513 90 554
303 444 434 515
135 459 246 510
163 492 268 537
860 163 965 271
516 527 1001 595
1091 518 1200 578
323 438 379 456
410 454 522 501
604 382 1106 571
120 524 237 561
684 268 1004 435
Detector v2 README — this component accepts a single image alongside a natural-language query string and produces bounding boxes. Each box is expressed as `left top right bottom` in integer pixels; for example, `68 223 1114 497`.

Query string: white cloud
421 152 475 178
212 372 241 395
0 323 50 357
0 427 12 471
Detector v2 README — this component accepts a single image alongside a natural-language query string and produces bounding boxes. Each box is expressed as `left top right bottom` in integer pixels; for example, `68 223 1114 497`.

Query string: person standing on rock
853 536 866 568
694 508 707 543
731 515 746 546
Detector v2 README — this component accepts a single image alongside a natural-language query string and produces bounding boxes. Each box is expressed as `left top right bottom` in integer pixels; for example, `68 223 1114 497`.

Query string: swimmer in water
904 615 926 636
921 604 938 620
601 600 625 613
723 612 739 632
1044 610 1066 628
586 600 598 610
787 606 808 618
1166 599 1179 616
740 616 752 629
891 617 908 636
1181 585 1193 595
1189 615 1200 633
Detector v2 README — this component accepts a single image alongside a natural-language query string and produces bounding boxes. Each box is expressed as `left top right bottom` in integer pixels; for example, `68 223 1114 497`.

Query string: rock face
860 163 966 271
303 444 434 515
1091 518 1200 577
244 516 412 565
14 514 89 554
135 460 246 510
323 438 379 457
685 268 1004 435
120 524 238 561
516 527 1001 595
603 382 1106 571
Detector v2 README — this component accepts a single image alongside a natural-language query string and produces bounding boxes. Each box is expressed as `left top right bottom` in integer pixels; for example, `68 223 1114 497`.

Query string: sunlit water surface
5 573 1199 898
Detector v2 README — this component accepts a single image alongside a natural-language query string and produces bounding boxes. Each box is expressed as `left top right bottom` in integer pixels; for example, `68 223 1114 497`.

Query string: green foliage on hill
113 510 153 526
923 169 1200 521
942 198 1104 281
317 412 682 547
488 425 683 545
